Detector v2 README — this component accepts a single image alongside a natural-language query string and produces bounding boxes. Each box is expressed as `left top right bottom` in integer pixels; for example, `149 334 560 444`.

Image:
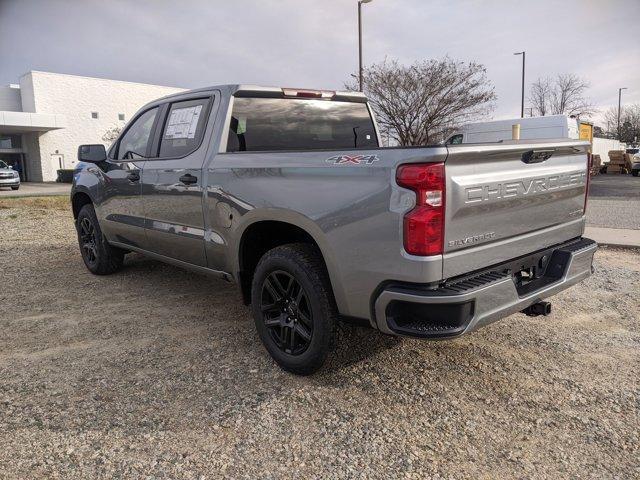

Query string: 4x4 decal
326 154 380 165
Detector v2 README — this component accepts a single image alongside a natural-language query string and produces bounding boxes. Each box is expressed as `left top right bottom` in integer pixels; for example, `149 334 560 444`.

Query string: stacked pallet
607 150 629 174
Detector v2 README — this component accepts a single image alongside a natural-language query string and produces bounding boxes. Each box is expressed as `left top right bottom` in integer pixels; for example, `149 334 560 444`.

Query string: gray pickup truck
72 85 596 374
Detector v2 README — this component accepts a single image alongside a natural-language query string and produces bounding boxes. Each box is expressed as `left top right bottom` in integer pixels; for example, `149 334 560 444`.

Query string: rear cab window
446 134 463 145
226 97 378 152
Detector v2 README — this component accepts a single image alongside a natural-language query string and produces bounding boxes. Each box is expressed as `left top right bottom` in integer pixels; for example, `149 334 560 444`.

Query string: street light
617 87 627 141
514 51 525 118
358 0 373 92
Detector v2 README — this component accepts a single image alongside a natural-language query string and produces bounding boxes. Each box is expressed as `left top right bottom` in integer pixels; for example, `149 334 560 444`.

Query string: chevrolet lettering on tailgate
464 171 586 204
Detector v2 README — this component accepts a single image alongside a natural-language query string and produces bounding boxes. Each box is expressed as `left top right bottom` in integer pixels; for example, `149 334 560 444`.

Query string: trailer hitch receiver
521 301 552 317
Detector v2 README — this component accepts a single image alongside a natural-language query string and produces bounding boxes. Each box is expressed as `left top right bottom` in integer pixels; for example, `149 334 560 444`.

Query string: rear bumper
374 237 597 338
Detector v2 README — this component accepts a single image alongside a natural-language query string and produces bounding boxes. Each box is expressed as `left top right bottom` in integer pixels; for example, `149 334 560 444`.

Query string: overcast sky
1 0 638 125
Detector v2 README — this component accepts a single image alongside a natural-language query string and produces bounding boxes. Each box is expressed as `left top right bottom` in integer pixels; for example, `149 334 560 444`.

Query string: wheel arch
235 217 344 310
71 190 94 220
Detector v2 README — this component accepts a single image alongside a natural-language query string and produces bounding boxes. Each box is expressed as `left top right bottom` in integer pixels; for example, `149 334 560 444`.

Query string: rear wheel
251 243 337 375
76 204 125 275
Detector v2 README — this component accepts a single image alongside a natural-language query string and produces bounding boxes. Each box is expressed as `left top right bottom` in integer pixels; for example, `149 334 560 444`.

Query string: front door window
117 107 158 160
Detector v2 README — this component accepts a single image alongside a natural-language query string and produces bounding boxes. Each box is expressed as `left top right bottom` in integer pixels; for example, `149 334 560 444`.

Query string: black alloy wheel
76 203 124 275
79 216 98 266
251 243 338 375
260 270 313 355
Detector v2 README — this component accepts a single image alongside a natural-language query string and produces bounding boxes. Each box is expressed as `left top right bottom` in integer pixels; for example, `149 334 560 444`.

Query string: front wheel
76 204 125 275
251 243 337 375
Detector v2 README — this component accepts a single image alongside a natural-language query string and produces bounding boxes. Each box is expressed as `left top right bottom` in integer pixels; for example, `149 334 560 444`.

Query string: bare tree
602 103 640 143
347 58 496 145
529 77 552 116
102 125 122 144
529 74 594 117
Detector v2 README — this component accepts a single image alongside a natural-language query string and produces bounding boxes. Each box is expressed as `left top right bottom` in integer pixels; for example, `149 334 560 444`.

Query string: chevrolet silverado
71 85 596 374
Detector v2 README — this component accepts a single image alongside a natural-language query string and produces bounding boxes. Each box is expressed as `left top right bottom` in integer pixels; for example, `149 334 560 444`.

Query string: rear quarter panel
203 147 447 320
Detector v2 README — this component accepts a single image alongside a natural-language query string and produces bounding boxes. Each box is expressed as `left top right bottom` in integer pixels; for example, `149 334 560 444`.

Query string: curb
585 227 640 250
0 193 70 199
594 242 640 250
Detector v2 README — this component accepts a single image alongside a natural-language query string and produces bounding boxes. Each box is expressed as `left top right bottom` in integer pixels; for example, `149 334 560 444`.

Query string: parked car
625 148 640 176
445 115 580 145
71 85 596 374
0 160 20 190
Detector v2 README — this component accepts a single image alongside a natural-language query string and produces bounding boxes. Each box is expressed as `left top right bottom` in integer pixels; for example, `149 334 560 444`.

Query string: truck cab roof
151 84 368 105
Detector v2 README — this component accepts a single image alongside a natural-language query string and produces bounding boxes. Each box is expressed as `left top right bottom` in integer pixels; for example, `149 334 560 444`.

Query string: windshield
0 160 9 169
227 97 378 152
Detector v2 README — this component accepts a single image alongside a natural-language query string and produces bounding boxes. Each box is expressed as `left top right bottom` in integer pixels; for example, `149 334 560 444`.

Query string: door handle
127 171 140 182
179 174 198 185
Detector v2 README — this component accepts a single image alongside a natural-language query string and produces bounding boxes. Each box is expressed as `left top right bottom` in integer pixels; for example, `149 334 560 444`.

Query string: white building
0 71 184 182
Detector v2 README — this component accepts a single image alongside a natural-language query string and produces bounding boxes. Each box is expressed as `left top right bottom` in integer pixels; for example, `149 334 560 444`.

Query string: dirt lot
0 197 638 479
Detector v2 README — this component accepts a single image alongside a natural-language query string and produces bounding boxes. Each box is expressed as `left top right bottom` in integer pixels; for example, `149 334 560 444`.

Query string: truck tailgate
442 140 589 278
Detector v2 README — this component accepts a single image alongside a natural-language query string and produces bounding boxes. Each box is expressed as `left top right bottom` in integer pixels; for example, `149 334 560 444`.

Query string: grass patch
0 196 70 211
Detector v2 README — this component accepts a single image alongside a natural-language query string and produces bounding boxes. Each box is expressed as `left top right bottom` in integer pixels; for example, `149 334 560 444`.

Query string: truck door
141 93 218 267
98 106 159 249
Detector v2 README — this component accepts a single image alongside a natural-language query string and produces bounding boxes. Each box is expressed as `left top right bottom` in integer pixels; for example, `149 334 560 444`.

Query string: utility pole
513 52 525 118
617 87 627 141
358 0 373 91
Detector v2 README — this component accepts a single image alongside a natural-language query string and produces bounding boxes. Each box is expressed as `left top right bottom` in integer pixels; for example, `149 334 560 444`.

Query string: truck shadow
118 252 407 371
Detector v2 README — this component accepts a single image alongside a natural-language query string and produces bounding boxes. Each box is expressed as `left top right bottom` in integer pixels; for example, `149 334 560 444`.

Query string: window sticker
165 105 203 139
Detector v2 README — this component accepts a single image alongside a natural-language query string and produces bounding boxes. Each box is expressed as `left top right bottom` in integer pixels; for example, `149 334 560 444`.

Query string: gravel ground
0 197 639 479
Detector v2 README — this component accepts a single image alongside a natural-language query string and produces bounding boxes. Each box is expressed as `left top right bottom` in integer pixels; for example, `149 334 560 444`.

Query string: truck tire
251 243 337 375
633 170 639 177
76 203 124 275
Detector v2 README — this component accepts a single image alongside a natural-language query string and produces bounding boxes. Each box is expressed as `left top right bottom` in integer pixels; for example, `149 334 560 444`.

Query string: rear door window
226 97 378 152
159 98 210 158
117 107 158 160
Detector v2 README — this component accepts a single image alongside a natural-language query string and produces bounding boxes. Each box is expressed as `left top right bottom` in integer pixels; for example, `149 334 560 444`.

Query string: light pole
514 51 525 118
617 87 627 141
358 0 373 92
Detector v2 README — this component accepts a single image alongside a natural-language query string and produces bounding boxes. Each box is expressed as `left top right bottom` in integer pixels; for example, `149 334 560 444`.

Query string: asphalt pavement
0 182 71 197
589 174 639 199
587 174 639 231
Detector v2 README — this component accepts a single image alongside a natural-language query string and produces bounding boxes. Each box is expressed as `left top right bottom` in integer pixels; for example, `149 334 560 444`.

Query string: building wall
20 71 184 181
22 133 43 182
592 137 624 163
19 75 36 112
0 85 22 111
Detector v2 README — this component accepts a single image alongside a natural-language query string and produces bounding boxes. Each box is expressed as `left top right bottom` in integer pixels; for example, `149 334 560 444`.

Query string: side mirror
78 144 107 163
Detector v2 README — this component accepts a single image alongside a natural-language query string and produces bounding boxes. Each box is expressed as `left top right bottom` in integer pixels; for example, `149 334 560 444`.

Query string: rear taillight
396 163 445 256
584 153 591 213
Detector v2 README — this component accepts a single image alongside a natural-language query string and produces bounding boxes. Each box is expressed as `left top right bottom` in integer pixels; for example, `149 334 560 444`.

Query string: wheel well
72 192 92 219
238 221 322 304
